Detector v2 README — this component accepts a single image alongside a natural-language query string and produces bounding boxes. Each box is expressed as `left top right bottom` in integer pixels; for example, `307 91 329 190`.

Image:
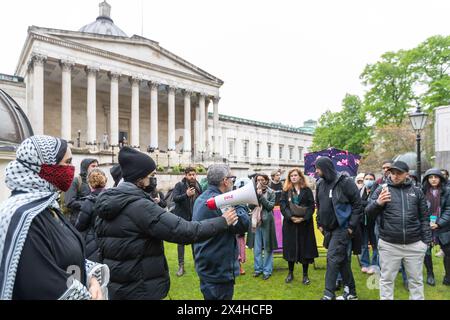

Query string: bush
156 165 165 172
171 164 184 174
196 164 206 174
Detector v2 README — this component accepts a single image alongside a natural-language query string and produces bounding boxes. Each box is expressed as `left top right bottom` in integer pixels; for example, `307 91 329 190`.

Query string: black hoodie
93 182 228 300
315 157 362 231
64 158 98 225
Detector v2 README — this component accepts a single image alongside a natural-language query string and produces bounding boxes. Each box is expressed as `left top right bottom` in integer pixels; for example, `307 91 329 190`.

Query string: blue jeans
360 225 379 268
254 227 274 276
200 280 234 300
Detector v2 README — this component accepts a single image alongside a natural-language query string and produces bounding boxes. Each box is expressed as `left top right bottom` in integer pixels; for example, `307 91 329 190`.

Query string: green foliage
171 164 185 174
361 50 416 126
156 165 165 172
360 35 450 126
312 94 371 155
195 164 206 174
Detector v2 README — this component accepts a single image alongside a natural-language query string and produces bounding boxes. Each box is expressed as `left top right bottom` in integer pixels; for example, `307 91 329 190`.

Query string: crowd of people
0 134 449 300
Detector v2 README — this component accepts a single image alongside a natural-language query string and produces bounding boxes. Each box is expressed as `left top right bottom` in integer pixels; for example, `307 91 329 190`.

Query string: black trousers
178 244 195 264
200 280 234 300
324 228 356 298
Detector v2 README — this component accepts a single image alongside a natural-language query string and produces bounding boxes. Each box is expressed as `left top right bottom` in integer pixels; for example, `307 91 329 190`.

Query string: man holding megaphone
193 164 251 300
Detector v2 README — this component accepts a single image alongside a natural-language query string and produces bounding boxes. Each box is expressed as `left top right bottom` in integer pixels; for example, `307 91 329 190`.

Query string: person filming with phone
172 167 203 276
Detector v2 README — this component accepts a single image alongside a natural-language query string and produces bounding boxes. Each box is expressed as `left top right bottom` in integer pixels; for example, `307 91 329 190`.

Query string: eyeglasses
226 176 237 183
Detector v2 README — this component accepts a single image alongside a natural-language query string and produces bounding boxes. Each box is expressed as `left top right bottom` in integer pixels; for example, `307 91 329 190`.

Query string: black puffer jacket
366 177 432 245
75 188 103 262
94 182 228 300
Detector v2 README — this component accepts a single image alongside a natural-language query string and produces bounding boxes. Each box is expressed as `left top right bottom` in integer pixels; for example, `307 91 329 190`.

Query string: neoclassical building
207 114 314 176
0 1 316 184
13 1 222 163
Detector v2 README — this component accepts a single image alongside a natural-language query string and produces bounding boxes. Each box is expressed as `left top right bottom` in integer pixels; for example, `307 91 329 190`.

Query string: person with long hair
422 168 450 286
280 168 318 285
247 173 277 280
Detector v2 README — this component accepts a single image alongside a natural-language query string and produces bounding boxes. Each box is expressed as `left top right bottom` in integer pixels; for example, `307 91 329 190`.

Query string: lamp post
167 153 170 172
408 105 428 183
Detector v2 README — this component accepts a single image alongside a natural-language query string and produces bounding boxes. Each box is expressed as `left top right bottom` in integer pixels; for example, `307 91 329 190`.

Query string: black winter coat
366 177 432 245
432 187 450 247
64 158 97 225
280 187 318 263
93 182 228 300
172 178 202 220
75 189 103 262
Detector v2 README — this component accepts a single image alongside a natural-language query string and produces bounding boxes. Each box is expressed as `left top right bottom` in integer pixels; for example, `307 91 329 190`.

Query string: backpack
164 188 176 212
59 175 83 218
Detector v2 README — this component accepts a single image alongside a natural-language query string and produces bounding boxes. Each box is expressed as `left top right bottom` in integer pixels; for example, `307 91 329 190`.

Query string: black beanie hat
118 147 156 183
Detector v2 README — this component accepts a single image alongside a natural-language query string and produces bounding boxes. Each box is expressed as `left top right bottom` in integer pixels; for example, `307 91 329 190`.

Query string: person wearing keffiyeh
0 135 109 300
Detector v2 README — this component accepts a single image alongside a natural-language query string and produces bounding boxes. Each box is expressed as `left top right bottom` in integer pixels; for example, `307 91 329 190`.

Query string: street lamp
408 105 428 183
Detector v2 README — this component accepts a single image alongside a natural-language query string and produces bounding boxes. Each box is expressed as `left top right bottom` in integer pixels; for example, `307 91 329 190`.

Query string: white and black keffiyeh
0 135 109 300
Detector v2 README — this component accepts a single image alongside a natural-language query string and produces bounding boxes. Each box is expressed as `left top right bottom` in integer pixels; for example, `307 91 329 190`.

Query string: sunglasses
226 176 237 183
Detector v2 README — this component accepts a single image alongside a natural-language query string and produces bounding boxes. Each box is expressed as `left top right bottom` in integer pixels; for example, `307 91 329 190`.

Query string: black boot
285 272 294 283
424 254 435 286
444 257 450 286
302 275 311 285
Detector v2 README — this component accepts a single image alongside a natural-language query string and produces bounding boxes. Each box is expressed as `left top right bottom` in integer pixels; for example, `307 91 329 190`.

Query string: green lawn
165 242 450 300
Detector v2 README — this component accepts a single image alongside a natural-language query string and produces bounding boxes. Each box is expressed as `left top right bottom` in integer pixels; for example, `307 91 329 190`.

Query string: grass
165 241 450 300
165 211 450 300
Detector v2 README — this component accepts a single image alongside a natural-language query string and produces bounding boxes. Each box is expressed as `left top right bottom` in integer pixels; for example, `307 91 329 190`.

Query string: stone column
167 86 176 151
193 96 200 156
213 96 220 156
198 93 206 153
60 60 74 143
32 54 46 135
85 66 99 147
130 77 140 148
25 62 33 118
149 82 159 149
183 90 192 153
205 97 210 154
109 72 120 146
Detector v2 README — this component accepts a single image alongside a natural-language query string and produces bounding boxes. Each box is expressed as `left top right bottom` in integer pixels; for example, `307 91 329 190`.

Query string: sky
0 0 449 127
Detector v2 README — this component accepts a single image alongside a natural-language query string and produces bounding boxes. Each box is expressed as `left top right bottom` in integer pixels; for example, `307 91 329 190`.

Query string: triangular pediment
30 27 222 84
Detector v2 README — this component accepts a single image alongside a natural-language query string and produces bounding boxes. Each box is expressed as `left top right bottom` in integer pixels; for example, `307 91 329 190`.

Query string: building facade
12 1 222 164
0 1 316 190
435 106 450 169
206 114 314 176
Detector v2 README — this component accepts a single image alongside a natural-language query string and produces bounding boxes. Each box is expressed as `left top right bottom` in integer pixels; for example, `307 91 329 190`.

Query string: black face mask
144 177 158 193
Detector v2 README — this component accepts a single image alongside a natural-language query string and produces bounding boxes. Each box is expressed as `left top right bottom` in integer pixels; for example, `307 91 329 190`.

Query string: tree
311 94 370 155
360 35 450 126
358 120 416 174
361 50 417 126
411 35 450 110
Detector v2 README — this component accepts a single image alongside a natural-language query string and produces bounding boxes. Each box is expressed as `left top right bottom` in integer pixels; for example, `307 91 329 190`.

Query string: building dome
79 1 128 37
0 89 33 149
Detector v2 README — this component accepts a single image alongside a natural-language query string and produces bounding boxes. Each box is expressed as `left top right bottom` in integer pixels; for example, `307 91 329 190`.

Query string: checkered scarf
0 136 109 300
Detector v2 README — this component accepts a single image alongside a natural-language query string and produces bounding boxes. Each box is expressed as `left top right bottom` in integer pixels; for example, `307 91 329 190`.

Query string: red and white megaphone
206 178 259 210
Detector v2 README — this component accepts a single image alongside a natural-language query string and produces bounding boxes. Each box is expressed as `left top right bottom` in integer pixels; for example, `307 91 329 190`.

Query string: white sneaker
336 293 358 300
